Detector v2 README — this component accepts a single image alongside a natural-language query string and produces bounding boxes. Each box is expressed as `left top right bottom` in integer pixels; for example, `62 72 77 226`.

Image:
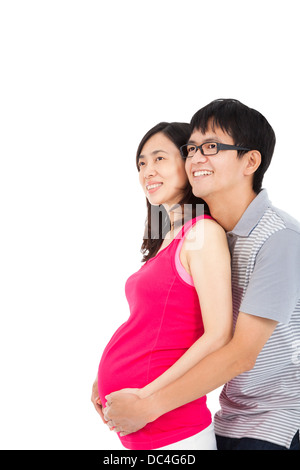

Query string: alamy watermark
144 203 206 249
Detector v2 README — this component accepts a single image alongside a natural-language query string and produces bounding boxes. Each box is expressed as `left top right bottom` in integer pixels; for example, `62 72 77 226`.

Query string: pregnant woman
91 122 233 450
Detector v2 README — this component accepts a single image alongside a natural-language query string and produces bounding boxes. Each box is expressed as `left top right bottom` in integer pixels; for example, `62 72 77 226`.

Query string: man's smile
193 170 214 177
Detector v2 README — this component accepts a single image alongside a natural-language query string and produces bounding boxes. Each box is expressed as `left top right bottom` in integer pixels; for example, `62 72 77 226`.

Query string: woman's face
138 132 188 208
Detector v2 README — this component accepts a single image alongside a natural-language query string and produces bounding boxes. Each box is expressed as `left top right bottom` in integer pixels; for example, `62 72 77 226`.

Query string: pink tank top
98 215 213 450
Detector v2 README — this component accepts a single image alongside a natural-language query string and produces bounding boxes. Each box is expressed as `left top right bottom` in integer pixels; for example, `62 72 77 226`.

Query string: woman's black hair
136 122 209 261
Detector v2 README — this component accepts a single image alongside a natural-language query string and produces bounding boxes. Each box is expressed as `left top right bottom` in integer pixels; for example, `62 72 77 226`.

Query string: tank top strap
173 214 214 286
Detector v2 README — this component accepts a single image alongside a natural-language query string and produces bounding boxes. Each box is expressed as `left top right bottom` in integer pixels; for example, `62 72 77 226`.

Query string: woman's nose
144 162 157 178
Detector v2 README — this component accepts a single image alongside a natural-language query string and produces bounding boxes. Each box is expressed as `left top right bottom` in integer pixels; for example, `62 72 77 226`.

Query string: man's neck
206 189 258 232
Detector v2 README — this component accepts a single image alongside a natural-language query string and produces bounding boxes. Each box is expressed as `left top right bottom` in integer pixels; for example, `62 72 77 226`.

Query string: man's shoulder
268 204 300 234
257 204 300 254
258 202 300 236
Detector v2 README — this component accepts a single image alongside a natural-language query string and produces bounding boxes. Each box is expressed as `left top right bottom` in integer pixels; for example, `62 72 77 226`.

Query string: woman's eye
156 156 164 161
138 161 145 167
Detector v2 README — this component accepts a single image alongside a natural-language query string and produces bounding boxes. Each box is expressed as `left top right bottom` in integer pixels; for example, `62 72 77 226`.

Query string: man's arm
104 312 278 434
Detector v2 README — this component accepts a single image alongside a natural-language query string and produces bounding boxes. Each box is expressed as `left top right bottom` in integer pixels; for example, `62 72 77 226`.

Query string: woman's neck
166 203 193 231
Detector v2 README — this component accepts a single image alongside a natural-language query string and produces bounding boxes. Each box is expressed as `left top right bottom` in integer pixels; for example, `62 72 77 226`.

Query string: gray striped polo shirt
214 189 300 448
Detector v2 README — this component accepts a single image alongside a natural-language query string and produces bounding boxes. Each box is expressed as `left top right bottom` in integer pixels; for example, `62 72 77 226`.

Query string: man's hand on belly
103 389 154 436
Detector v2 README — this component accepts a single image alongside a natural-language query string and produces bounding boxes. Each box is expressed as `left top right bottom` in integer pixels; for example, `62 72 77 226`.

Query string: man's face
185 125 248 202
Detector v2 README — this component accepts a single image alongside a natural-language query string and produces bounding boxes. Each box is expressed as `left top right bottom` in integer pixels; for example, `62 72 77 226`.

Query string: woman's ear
244 150 261 176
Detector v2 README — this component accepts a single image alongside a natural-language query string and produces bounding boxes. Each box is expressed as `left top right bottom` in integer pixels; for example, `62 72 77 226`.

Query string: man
103 99 300 450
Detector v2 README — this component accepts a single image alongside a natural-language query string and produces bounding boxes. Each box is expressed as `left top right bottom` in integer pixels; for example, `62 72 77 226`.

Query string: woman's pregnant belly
98 320 191 405
97 319 211 449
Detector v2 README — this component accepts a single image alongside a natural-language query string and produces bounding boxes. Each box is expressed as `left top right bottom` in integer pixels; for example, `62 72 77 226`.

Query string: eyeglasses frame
180 142 251 159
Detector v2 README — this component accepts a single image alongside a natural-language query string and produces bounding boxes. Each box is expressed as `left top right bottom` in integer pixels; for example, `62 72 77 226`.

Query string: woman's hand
91 377 106 424
103 388 154 436
104 388 142 433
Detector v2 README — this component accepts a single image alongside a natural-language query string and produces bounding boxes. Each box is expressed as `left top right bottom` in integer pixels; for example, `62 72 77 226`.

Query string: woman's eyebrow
151 149 168 155
138 149 168 158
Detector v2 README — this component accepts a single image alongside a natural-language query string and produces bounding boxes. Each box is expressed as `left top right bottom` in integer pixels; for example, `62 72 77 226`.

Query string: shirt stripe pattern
214 205 300 448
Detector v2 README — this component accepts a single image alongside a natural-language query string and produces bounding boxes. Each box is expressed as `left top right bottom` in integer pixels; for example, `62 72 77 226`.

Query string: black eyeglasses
180 142 251 159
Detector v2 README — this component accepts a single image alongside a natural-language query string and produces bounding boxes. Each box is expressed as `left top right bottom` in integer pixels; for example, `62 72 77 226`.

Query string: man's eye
187 146 196 152
207 143 217 149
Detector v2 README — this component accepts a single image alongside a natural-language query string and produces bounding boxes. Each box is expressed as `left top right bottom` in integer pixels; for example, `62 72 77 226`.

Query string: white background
0 0 299 450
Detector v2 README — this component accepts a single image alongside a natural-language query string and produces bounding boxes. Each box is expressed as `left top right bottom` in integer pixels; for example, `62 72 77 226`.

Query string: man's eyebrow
188 137 221 144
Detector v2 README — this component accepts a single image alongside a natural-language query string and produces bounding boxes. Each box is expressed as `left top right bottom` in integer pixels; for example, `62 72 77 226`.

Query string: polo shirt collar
228 189 271 237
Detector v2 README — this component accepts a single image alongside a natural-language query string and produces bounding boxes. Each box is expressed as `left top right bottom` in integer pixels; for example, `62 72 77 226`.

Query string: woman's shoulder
192 216 226 235
183 216 227 252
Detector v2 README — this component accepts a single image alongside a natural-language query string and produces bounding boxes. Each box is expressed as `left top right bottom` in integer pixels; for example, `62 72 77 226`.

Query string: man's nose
190 149 209 164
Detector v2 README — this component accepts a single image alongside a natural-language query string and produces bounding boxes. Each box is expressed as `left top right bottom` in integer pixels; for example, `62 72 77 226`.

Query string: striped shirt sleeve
240 228 300 323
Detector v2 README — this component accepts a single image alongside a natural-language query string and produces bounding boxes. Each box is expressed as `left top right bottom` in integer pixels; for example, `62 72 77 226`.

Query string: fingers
102 410 132 436
108 424 129 435
91 383 114 427
103 405 108 421
103 413 119 432
103 404 113 422
113 426 123 433
91 395 107 424
96 399 107 424
105 394 112 406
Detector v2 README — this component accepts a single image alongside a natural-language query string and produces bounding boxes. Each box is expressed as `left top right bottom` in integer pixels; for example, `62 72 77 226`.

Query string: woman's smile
146 182 163 193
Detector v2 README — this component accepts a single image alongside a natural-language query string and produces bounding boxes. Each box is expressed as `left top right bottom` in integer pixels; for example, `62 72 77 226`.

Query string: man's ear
244 150 261 176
